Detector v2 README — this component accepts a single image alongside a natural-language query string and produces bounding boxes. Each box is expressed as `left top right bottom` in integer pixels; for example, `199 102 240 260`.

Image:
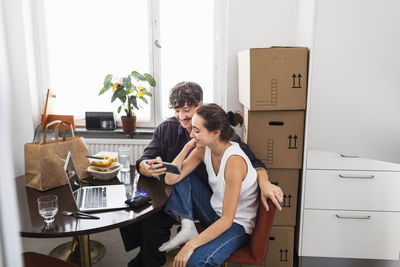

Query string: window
34 0 214 127
160 0 214 119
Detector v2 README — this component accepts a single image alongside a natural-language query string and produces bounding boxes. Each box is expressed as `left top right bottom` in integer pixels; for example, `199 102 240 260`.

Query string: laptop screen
64 152 81 193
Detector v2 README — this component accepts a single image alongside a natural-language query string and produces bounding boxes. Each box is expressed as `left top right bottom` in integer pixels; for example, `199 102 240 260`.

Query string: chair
23 252 79 267
179 197 276 265
224 197 276 265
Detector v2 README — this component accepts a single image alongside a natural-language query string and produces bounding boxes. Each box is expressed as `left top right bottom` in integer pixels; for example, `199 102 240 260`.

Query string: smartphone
125 195 152 208
155 161 181 174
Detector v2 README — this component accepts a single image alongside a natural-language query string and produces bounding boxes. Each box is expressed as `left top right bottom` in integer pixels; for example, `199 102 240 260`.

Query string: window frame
31 0 162 128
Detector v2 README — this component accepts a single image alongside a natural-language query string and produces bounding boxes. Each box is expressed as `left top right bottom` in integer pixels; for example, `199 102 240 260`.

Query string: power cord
32 124 42 142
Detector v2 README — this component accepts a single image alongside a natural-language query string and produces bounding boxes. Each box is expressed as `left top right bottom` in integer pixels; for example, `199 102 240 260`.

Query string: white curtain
0 0 37 265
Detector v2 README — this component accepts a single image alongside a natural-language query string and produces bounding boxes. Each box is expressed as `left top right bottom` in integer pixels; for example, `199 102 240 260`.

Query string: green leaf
117 89 127 103
130 96 139 110
139 96 148 104
117 106 122 113
103 74 113 87
122 76 132 90
130 71 146 81
99 86 110 96
144 73 156 87
142 90 152 97
112 88 125 103
111 91 118 102
99 74 113 95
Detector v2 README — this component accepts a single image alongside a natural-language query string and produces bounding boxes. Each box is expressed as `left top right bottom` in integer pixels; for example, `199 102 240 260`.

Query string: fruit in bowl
90 155 117 167
87 152 120 180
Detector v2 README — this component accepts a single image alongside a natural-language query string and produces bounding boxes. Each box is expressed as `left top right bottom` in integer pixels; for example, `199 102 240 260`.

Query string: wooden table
16 168 171 267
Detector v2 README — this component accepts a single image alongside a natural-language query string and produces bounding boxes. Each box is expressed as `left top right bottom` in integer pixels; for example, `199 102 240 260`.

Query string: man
120 81 283 267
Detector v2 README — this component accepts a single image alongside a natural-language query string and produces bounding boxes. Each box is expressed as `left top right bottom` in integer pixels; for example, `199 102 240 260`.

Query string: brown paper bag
24 121 90 191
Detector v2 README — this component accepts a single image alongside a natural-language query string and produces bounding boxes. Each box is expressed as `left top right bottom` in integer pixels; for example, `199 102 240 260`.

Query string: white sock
159 219 198 252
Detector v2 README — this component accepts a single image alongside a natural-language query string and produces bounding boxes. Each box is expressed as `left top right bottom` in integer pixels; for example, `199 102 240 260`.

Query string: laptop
64 152 127 212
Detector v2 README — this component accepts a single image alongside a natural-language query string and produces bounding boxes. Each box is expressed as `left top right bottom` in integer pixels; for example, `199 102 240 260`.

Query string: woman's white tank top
205 142 259 234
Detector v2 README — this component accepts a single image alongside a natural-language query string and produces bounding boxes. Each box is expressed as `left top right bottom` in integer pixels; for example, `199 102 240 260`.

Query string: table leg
49 235 105 266
77 234 91 267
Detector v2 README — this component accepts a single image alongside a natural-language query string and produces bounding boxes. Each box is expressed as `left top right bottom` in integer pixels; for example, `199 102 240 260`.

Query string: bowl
87 162 121 180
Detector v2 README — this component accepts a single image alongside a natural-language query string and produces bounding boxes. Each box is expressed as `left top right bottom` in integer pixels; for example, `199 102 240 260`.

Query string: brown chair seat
23 252 79 267
226 198 276 264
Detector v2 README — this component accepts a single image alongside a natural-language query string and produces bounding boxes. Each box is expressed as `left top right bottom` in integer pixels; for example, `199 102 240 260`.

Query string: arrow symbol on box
297 73 302 88
292 73 297 88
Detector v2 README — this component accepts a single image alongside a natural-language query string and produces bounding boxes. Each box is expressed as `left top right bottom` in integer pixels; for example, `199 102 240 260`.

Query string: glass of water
37 195 58 226
118 146 130 172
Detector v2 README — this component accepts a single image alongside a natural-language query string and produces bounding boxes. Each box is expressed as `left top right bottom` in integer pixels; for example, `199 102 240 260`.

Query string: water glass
37 195 58 225
118 147 130 172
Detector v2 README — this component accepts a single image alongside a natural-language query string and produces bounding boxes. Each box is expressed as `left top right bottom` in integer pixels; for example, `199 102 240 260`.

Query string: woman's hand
184 138 197 151
173 243 195 267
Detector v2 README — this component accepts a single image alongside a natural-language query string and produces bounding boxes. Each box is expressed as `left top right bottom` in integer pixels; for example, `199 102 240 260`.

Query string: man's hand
147 157 167 177
139 156 167 177
256 169 284 211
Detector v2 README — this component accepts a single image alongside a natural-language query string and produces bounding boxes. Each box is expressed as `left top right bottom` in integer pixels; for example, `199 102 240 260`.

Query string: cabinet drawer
304 170 400 211
307 150 400 171
302 209 400 260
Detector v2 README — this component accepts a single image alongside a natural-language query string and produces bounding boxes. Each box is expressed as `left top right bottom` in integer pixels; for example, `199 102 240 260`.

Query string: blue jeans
164 174 250 267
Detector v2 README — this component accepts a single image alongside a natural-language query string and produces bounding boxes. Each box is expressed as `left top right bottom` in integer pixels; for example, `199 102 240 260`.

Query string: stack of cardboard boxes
237 47 309 267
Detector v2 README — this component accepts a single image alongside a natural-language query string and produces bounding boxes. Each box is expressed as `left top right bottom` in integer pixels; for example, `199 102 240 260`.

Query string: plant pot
121 116 136 133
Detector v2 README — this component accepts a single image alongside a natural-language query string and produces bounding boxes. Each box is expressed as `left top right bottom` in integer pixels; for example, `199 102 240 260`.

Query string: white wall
225 0 297 114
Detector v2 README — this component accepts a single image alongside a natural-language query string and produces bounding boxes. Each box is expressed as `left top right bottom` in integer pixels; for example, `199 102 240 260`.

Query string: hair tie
227 111 234 125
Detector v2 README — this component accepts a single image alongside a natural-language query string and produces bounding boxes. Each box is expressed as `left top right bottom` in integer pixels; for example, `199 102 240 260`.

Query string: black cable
32 124 42 142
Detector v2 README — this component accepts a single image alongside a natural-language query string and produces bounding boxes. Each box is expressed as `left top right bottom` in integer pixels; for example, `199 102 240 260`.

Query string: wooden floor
162 248 179 267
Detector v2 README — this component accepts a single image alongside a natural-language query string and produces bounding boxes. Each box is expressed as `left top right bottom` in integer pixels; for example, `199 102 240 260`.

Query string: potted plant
99 71 156 132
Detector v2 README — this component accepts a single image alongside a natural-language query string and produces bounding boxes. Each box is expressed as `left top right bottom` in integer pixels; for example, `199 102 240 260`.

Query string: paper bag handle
42 120 75 144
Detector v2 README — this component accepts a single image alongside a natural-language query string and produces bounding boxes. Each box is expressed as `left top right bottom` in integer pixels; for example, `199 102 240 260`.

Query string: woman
160 103 259 267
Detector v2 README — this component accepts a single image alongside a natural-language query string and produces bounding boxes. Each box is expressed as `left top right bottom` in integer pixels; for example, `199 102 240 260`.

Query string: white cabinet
307 150 400 172
302 210 400 260
297 0 400 261
305 168 400 212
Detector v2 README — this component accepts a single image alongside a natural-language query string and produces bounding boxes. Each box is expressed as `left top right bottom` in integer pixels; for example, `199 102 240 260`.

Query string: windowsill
34 127 155 142
74 127 154 139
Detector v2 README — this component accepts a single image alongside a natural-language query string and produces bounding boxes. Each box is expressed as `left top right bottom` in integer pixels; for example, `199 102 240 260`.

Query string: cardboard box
241 226 295 267
243 109 305 169
268 169 299 226
264 226 294 267
238 47 308 111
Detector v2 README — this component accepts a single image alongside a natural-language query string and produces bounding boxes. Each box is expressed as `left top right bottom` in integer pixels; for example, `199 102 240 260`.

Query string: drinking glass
118 146 130 172
37 195 58 225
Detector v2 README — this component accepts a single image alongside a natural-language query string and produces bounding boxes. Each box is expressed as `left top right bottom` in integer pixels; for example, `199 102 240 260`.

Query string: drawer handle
340 154 359 158
336 214 371 220
339 174 375 179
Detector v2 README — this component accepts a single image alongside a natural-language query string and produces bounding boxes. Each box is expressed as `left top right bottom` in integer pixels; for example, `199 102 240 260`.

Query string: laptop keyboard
84 187 107 209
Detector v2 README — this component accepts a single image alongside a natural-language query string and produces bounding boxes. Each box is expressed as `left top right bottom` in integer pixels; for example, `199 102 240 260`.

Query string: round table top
17 168 171 238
